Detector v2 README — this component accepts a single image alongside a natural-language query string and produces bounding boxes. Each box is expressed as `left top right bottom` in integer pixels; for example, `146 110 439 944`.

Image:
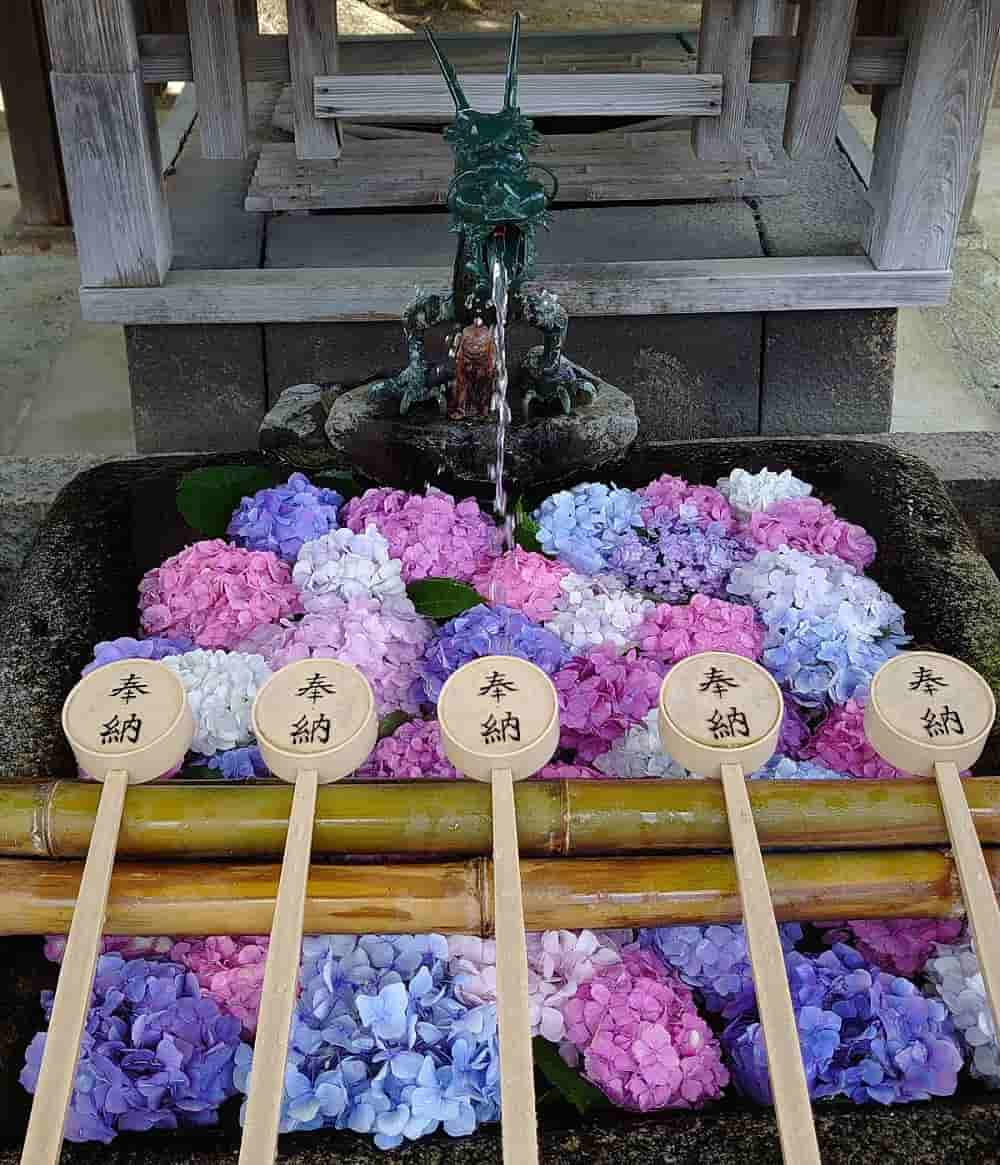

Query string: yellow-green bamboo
0 848 971 936
2 778 1000 860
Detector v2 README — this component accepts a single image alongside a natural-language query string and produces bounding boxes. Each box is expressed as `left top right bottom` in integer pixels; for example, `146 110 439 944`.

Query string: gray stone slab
125 324 267 453
761 308 896 435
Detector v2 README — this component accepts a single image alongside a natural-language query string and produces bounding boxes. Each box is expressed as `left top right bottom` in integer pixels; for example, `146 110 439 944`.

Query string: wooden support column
288 0 342 159
185 0 249 158
693 0 755 161
41 0 171 285
784 0 860 158
0 0 69 226
754 0 788 35
867 0 1000 270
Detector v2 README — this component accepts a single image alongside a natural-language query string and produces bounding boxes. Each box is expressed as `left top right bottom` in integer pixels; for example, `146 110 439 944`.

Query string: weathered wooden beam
185 0 248 158
836 108 874 186
754 0 788 35
693 0 756 160
867 0 1000 270
288 0 342 157
77 257 952 324
784 0 860 159
314 72 723 121
43 0 140 71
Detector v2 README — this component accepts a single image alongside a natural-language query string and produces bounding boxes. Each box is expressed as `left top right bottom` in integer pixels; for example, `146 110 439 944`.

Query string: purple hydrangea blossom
82 635 192 676
533 483 646 575
20 955 246 1143
193 745 269 781
417 604 567 704
227 472 343 562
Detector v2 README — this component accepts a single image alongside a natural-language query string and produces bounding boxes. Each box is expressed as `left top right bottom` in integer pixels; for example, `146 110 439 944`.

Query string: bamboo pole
0 846 973 936
5 778 1000 860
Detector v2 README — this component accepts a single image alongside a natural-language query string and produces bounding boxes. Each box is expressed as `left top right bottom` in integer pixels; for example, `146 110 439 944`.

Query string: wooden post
287 0 342 158
693 0 755 161
41 0 171 285
754 0 788 35
0 0 69 227
784 0 860 159
185 0 249 158
866 0 1000 270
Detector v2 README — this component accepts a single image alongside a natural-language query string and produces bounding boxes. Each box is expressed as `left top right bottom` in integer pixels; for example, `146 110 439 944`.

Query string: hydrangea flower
634 595 764 664
163 649 271 755
560 945 729 1110
755 755 843 781
716 467 813 521
553 646 664 764
139 540 301 650
543 572 654 653
536 761 610 780
471 548 570 622
44 935 174 964
170 936 269 1036
193 744 269 781
803 699 908 778
723 1006 842 1105
639 473 735 531
749 497 876 572
926 941 1000 1086
227 473 343 562
417 604 567 704
820 919 964 977
533 483 645 575
20 955 245 1143
609 516 754 604
357 719 460 780
294 525 405 611
342 487 496 584
82 635 192 676
592 708 692 779
524 930 625 1042
241 597 433 716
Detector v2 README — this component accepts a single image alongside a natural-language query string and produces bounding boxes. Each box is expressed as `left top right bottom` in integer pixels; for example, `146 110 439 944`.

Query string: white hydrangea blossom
716 466 812 519
593 708 693 779
544 572 654 652
293 524 405 611
163 649 272 755
926 942 1000 1086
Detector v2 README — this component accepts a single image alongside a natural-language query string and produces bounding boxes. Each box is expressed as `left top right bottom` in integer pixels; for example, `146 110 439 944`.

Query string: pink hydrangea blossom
534 761 610 780
749 497 876 571
553 646 665 763
639 474 735 532
138 539 301 650
44 935 174 964
634 594 764 664
448 935 498 1006
357 718 460 780
803 699 907 779
239 596 433 715
820 919 965 978
342 486 496 583
561 944 729 1111
471 548 570 622
170 935 269 1035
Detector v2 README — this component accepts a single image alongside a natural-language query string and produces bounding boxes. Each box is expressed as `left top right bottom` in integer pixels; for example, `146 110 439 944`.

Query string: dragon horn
504 11 521 110
425 26 470 112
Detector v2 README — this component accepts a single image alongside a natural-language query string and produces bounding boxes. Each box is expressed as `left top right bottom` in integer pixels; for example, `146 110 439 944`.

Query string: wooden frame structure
38 0 1000 321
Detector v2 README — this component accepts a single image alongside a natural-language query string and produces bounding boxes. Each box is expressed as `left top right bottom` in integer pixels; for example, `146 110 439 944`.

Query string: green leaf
176 465 285 537
407 578 484 620
378 711 413 740
514 497 543 554
532 1038 611 1115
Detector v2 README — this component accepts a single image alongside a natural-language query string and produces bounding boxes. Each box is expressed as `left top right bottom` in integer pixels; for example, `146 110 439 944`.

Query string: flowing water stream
490 250 514 559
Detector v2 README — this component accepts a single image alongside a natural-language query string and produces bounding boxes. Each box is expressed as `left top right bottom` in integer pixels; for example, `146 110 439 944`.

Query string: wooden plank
0 0 69 226
51 69 171 286
785 0 860 159
78 257 952 324
139 30 909 86
867 0 1000 270
693 0 756 161
754 0 788 35
314 72 723 121
288 0 342 157
185 0 248 158
836 107 874 185
41 0 139 71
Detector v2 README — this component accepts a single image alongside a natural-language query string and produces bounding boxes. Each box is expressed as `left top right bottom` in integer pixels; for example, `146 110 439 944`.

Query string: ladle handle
21 769 129 1165
491 767 539 1165
239 768 320 1165
720 763 821 1165
933 760 1000 1026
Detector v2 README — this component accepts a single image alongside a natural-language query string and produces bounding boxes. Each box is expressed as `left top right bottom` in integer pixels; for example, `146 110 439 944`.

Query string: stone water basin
0 438 999 1164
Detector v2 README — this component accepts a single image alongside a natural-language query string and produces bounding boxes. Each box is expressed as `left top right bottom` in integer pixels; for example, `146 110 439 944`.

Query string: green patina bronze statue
371 14 595 418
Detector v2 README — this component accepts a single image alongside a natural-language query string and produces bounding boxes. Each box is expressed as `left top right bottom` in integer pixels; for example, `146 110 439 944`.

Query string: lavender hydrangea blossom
193 744 269 781
82 635 192 676
227 472 343 562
